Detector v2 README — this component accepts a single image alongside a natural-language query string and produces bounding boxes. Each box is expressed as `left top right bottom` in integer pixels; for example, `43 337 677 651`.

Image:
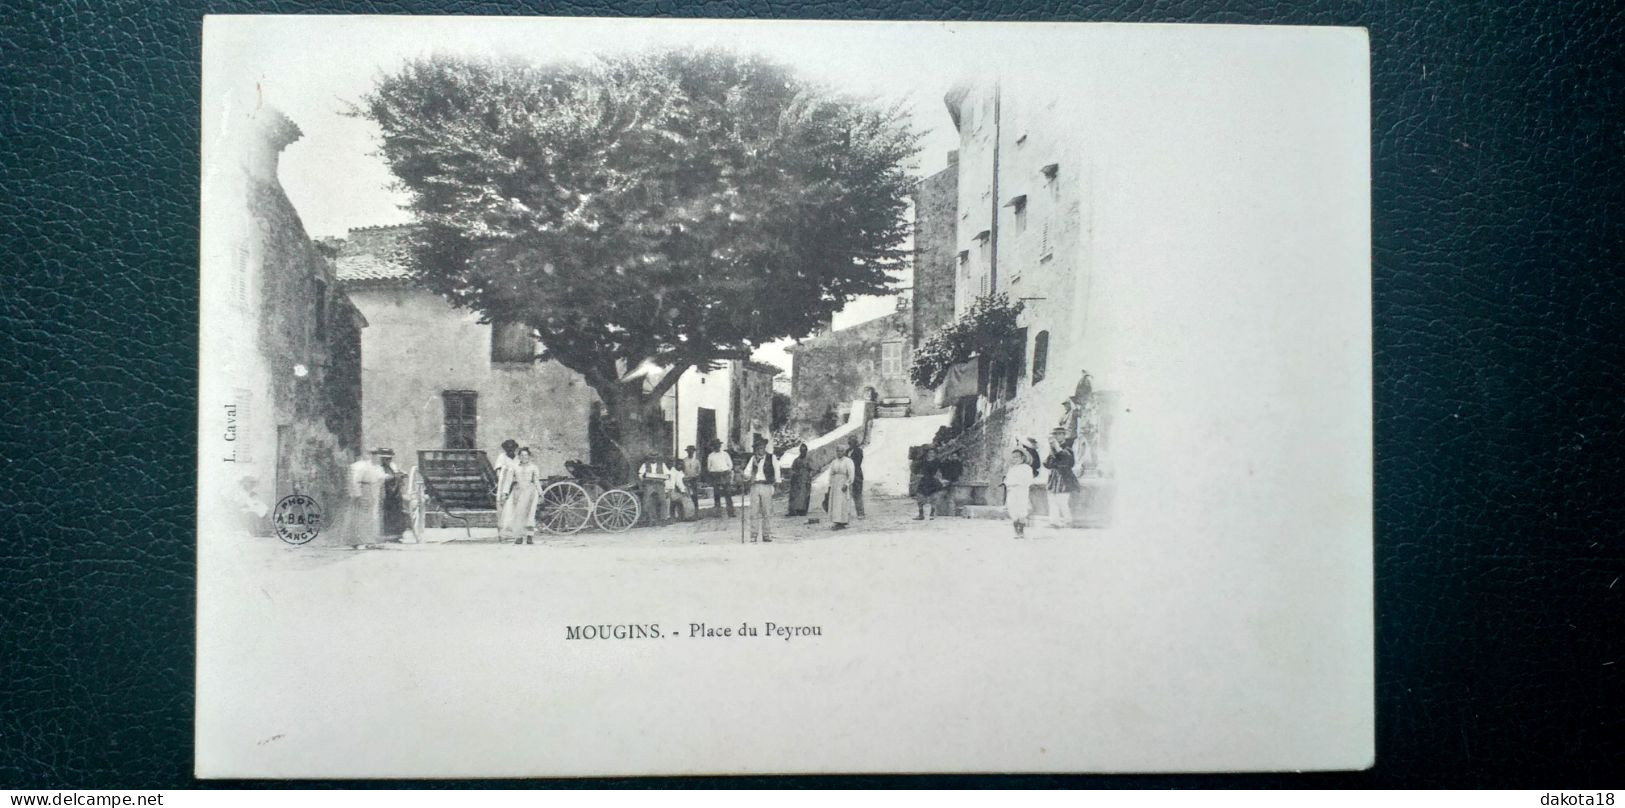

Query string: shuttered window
1032 331 1050 384
442 390 478 450
881 342 905 378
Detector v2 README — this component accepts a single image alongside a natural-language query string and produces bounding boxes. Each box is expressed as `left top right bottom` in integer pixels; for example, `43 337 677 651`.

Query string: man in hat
637 451 672 527
741 437 778 542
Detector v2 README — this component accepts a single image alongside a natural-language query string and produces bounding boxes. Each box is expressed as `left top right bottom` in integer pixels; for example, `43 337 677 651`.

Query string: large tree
358 50 918 478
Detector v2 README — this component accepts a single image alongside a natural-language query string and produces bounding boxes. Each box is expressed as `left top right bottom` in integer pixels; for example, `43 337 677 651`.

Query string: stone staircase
858 412 954 496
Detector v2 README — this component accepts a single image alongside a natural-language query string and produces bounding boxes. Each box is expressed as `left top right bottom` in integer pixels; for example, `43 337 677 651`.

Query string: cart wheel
594 489 641 533
537 480 593 535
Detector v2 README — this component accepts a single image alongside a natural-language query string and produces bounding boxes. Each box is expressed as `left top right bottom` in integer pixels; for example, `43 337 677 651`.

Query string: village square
204 41 1120 564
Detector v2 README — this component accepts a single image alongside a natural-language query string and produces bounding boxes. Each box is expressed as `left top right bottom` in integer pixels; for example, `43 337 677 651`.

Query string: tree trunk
592 385 668 486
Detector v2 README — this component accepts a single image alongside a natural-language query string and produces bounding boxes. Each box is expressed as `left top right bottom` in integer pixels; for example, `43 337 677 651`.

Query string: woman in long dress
826 446 855 530
497 447 542 545
786 443 812 517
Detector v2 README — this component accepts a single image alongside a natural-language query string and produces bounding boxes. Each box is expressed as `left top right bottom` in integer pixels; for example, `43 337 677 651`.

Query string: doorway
696 407 718 451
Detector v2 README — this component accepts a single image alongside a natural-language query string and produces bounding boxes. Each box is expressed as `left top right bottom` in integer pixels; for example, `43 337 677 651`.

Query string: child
912 460 947 521
1004 448 1037 538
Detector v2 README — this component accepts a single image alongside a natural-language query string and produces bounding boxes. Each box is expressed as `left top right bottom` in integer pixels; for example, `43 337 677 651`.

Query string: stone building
785 157 960 433
199 104 366 538
787 310 921 431
332 225 594 480
911 155 960 359
932 78 1119 495
333 224 774 479
648 359 777 458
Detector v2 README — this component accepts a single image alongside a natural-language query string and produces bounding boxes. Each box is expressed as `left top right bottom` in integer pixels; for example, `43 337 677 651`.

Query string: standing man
637 453 671 527
705 439 737 518
742 438 777 542
491 438 520 512
847 436 866 518
665 456 692 522
493 439 520 474
681 445 703 518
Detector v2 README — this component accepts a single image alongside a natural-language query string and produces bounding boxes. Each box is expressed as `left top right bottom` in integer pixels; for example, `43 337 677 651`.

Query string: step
426 510 498 528
959 504 1009 520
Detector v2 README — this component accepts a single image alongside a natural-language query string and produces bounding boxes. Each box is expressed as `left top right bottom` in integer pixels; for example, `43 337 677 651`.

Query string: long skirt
787 475 811 515
827 473 855 524
336 484 383 546
497 483 539 539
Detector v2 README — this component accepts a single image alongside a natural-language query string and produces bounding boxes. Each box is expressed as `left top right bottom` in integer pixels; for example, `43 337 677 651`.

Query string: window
1001 327 1027 400
1032 331 1049 384
1008 195 1028 234
1039 219 1053 261
881 342 905 379
442 390 478 450
491 320 535 364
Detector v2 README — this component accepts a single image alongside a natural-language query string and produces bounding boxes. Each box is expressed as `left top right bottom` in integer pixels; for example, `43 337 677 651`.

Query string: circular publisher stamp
273 494 324 545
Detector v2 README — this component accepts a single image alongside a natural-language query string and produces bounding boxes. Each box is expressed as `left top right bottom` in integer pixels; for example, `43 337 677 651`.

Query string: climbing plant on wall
908 293 1026 389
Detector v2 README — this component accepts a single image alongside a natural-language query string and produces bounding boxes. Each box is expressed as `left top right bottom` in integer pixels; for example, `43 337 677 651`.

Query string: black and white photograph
196 16 1372 778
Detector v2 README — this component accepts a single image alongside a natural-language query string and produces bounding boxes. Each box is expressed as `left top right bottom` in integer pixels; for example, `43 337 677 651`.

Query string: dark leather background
3 0 1622 789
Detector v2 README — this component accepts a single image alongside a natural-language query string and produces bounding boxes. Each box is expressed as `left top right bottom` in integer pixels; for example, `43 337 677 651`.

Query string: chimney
245 106 303 181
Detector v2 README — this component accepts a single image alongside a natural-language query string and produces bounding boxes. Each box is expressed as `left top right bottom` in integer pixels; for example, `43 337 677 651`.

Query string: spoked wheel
593 488 641 533
537 480 593 535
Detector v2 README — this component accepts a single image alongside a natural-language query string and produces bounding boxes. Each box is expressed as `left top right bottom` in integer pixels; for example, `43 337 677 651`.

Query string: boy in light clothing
665 457 692 521
1003 448 1036 539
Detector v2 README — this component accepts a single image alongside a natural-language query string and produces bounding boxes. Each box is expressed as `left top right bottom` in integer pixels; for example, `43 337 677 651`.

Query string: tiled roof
335 252 412 283
333 224 415 286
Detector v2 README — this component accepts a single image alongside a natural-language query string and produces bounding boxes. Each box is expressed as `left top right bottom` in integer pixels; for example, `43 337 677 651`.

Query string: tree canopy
357 49 920 403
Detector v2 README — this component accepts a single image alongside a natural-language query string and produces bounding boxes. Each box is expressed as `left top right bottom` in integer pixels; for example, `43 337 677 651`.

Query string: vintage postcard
197 16 1372 777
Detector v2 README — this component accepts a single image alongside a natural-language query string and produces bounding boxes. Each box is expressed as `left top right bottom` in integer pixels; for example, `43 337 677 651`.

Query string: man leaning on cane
743 438 777 543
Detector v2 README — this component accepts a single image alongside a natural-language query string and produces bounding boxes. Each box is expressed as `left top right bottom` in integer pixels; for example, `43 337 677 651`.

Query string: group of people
1003 433 1082 539
341 447 412 547
634 438 762 526
641 435 869 541
492 436 773 544
486 430 890 544
819 438 866 530
783 437 867 529
493 439 542 544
